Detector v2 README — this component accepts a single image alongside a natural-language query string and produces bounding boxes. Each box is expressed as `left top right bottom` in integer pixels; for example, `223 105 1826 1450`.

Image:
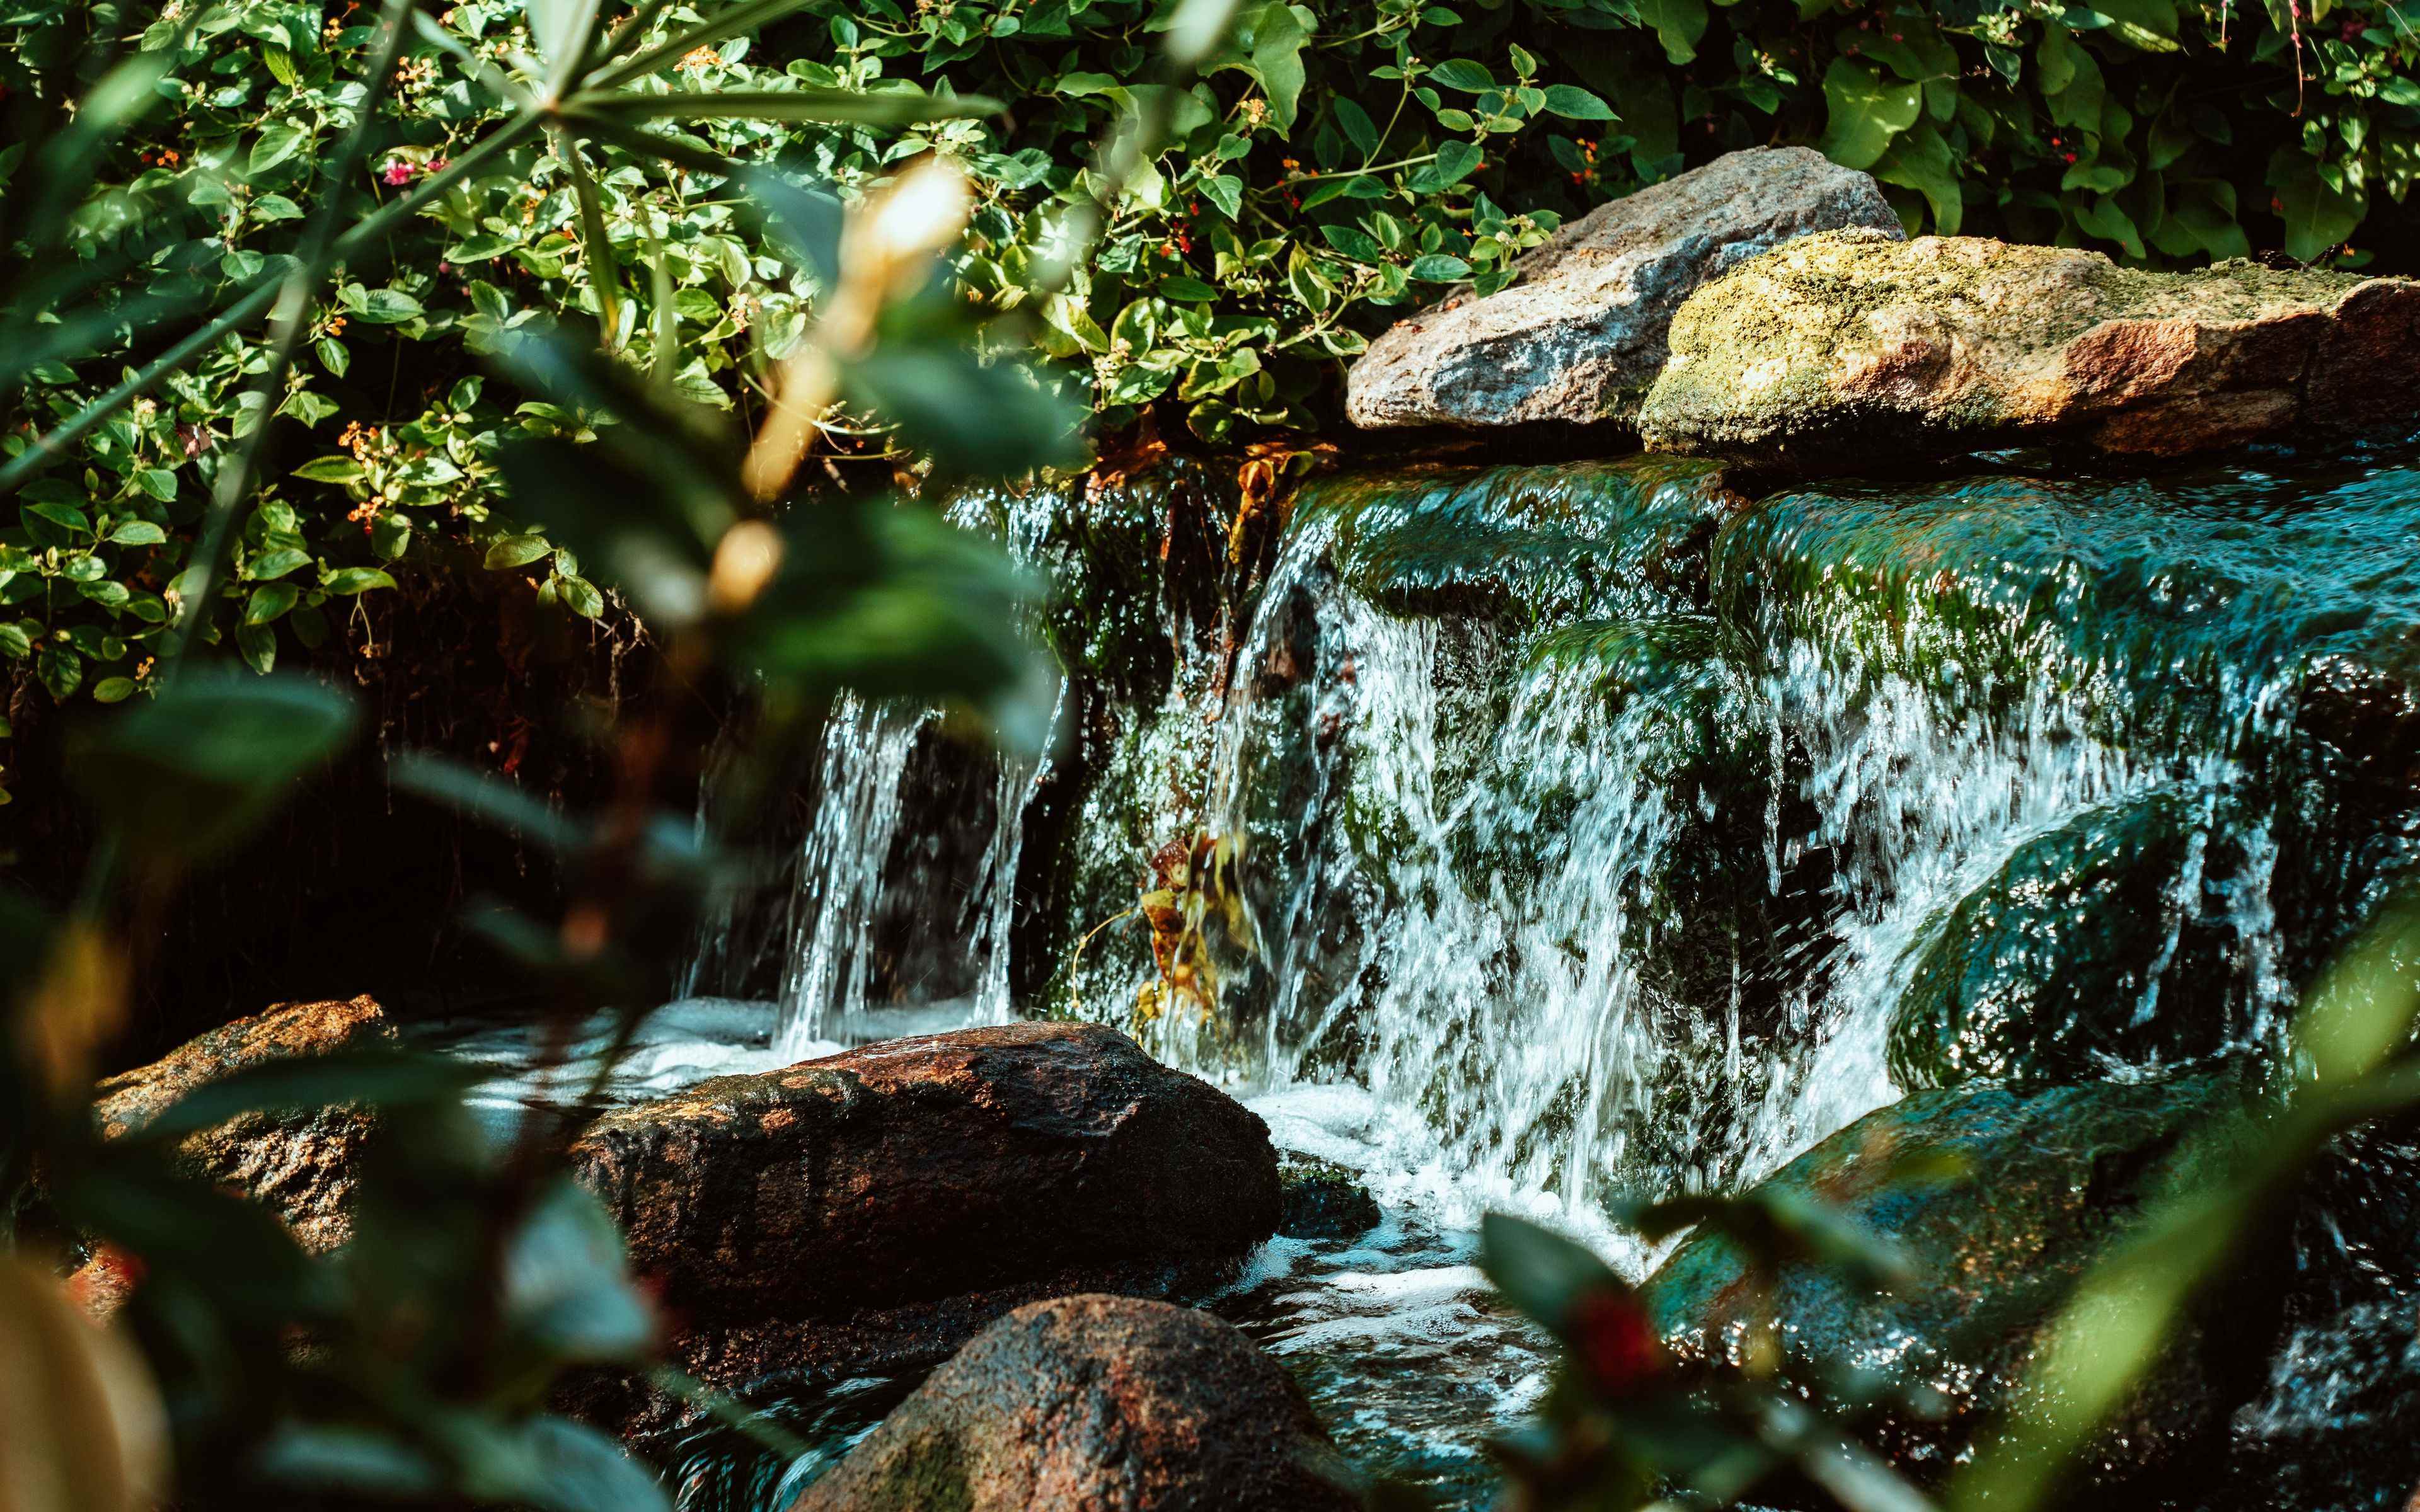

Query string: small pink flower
382 161 414 186
425 158 449 176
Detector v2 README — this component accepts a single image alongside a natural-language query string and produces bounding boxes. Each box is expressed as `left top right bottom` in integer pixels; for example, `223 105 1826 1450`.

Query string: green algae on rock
1639 230 2420 465
1640 1077 2270 1496
1886 788 2255 1089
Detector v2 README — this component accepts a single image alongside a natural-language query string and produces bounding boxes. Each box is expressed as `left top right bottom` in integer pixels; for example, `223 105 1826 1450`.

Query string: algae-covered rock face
1641 1077 2271 1497
93 994 393 1254
570 1022 1279 1326
1640 230 2420 464
1345 147 1902 430
1888 788 2257 1089
788 1294 1355 1512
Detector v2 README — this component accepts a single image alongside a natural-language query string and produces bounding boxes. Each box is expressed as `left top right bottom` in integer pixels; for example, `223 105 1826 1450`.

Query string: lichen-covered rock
788 1295 1355 1512
569 1021 1281 1326
1639 231 2420 464
92 995 391 1254
1345 148 1902 430
1640 1077 2278 1494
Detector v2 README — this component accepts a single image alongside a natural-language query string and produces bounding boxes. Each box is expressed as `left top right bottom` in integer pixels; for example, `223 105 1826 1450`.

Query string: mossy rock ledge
1640 1075 2282 1503
563 1022 1282 1436
788 1293 1355 1512
1638 229 2420 465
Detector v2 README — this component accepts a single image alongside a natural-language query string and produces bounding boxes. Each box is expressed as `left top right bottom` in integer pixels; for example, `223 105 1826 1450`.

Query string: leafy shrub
3 0 2416 741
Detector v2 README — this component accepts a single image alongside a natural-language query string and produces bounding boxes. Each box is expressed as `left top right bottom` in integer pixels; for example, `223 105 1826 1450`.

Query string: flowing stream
464 445 2420 1510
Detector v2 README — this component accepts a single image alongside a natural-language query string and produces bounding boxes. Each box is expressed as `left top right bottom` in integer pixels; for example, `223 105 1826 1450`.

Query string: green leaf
134 469 178 501
1821 57 1922 170
1407 253 1471 281
1540 84 1616 121
485 536 555 571
292 456 366 484
108 519 168 545
1875 122 1963 234
1477 1211 1626 1336
1247 1 1309 132
2269 148 2366 263
1201 172 1243 220
37 644 81 699
250 119 308 175
1334 96 1379 156
506 1181 657 1364
1635 0 1707 64
67 670 358 862
247 548 314 581
245 583 299 625
2088 0 2181 51
236 621 277 675
325 568 397 595
91 677 136 703
1427 57 1494 92
560 575 605 619
0 624 29 659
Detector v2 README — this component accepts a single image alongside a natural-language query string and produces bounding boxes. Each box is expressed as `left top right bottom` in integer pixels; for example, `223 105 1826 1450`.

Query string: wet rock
570 1021 1281 1327
1640 1077 2278 1494
788 1294 1355 1512
92 995 391 1254
1888 789 2254 1089
1277 1155 1380 1240
1345 148 1901 430
1640 231 2420 464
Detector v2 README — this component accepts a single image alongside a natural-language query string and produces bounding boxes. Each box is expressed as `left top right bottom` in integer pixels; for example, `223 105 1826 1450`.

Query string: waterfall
713 451 2419 1234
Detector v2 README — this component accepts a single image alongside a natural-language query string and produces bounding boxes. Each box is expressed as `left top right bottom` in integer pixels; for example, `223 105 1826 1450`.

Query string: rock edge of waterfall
1344 147 2420 464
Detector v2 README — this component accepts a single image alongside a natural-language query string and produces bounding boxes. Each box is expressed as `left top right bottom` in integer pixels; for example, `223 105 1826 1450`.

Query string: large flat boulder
568 1017 1278 1338
788 1294 1354 1512
92 995 392 1254
1345 147 1902 430
1640 1076 2278 1497
1639 230 2420 464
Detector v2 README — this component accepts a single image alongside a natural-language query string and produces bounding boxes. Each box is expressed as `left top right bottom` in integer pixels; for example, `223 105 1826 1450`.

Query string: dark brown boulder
570 1021 1281 1327
92 995 391 1254
789 1294 1354 1512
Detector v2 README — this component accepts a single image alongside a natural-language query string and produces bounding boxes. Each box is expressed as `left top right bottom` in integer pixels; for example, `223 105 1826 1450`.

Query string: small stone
788 1294 1356 1512
1277 1155 1380 1240
1344 148 1903 430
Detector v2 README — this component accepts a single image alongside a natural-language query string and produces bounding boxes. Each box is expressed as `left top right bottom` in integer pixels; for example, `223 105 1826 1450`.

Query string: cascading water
647 445 2420 1511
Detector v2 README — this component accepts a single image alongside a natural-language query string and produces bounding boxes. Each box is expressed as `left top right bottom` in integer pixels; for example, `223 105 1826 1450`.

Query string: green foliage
5 0 2416 745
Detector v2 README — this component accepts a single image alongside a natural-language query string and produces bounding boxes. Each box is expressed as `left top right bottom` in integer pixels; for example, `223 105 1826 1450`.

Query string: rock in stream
788 1293 1356 1512
565 1022 1283 1436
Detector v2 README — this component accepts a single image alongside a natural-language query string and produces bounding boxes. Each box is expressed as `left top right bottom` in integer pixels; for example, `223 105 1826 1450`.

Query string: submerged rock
1641 1077 2276 1494
1640 231 2420 464
1345 148 1901 430
788 1294 1354 1512
1277 1155 1380 1240
92 995 392 1254
572 1021 1277 1324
